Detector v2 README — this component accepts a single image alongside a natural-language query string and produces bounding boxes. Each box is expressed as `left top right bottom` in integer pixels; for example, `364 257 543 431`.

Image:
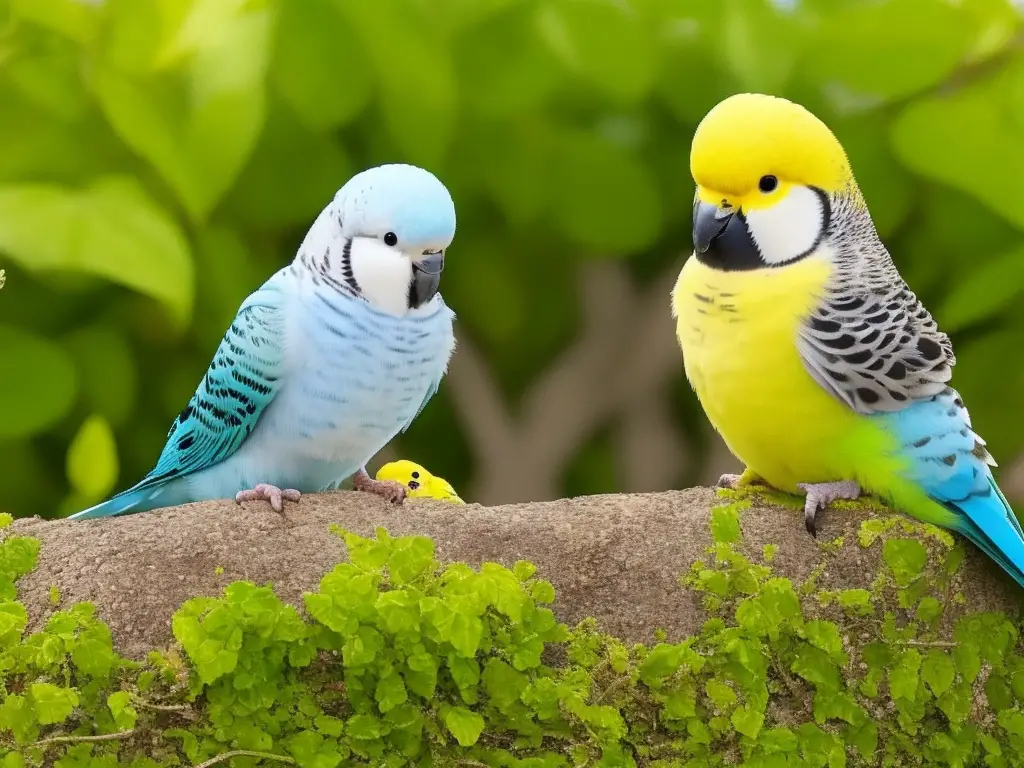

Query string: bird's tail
69 484 160 520
946 478 1024 589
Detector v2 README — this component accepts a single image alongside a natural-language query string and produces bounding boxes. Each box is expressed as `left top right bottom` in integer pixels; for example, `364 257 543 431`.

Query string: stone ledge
9 487 1018 658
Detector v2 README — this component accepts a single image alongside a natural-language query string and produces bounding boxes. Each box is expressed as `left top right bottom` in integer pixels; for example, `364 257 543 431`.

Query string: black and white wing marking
797 277 955 415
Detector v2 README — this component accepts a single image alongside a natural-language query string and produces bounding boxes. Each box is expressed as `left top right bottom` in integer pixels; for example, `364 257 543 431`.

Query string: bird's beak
693 200 735 254
409 251 444 308
692 199 762 269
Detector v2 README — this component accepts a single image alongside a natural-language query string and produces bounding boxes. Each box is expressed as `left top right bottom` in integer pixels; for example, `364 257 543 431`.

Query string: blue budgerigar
71 164 458 520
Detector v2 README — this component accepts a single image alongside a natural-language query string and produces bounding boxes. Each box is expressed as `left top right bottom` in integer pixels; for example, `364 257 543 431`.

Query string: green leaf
998 708 1024 738
375 672 408 714
339 0 455 164
444 706 485 747
889 649 922 702
271 0 371 131
922 649 956 697
731 704 764 740
882 539 928 587
447 612 483 658
987 674 1015 712
0 326 76 438
0 177 194 321
915 596 943 624
482 658 528 710
705 679 737 710
536 0 656 104
106 691 138 730
718 0 806 94
346 713 383 740
837 589 873 616
710 503 742 544
66 415 119 501
803 621 845 660
29 683 79 725
891 66 1024 231
639 643 684 686
92 5 273 222
810 0 972 101
939 244 1024 332
0 601 28 648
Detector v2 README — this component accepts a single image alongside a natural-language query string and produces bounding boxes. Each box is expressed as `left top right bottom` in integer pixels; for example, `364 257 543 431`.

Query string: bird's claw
235 483 301 513
354 469 407 505
796 481 860 538
716 471 767 490
717 473 744 489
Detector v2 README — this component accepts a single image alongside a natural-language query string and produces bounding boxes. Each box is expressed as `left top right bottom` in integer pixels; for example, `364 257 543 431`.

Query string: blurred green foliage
1 0 1024 517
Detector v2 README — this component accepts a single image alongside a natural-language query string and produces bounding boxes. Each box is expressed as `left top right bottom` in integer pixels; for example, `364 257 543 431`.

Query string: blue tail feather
942 479 1024 589
69 483 171 520
879 387 1024 589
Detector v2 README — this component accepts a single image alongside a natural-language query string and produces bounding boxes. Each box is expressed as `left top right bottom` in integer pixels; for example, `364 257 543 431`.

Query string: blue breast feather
876 388 1024 587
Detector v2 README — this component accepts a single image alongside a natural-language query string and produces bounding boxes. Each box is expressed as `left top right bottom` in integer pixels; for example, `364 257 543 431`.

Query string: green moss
3 501 1024 766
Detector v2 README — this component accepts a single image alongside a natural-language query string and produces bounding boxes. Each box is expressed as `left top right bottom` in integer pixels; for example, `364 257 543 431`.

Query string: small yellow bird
374 460 464 503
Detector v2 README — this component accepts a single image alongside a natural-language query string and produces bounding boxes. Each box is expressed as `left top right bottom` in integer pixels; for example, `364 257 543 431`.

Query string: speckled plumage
797 189 957 416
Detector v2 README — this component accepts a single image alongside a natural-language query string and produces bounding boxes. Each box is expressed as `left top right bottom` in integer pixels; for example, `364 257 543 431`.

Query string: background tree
1 0 1023 518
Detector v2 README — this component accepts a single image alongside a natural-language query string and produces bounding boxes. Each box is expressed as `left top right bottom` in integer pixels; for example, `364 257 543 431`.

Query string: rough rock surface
9 488 1020 659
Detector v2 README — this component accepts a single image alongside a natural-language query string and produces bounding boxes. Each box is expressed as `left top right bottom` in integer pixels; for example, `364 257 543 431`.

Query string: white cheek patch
744 185 827 266
348 238 413 316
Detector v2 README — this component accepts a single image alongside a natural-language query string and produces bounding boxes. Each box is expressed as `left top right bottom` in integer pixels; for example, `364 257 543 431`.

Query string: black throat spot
340 238 361 295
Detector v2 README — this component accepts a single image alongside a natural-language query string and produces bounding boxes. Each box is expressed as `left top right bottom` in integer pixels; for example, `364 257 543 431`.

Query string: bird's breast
273 289 455 461
672 254 861 489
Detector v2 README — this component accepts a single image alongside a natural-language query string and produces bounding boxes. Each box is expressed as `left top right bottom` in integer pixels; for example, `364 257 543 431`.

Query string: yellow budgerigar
375 460 464 503
672 92 1024 588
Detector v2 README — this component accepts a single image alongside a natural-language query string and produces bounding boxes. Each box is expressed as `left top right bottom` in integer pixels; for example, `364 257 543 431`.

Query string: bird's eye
411 471 420 479
758 175 778 193
384 232 398 246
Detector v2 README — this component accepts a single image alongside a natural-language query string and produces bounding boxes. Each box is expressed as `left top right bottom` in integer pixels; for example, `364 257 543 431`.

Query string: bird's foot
235 483 301 514
797 480 860 538
717 469 767 490
354 467 407 505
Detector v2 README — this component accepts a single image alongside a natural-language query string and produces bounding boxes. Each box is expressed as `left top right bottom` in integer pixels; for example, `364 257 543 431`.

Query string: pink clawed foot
353 468 407 505
797 480 860 538
235 483 301 513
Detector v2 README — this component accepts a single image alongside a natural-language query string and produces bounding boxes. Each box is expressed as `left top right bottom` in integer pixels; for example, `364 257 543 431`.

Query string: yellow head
689 93 866 272
374 460 464 503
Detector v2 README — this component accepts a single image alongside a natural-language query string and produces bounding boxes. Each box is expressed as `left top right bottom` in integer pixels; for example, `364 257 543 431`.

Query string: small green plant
4 501 1024 766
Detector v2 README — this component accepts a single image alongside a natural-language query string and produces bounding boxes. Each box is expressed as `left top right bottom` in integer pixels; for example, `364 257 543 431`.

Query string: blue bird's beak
409 251 444 308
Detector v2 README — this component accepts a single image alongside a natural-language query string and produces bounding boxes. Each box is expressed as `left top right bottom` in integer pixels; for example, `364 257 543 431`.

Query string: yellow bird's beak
692 199 762 270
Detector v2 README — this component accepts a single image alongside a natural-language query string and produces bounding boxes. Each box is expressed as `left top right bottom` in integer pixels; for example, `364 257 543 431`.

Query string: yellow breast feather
672 254 880 493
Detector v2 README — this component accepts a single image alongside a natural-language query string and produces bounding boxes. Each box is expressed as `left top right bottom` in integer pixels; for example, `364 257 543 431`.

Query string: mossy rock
2 489 1024 766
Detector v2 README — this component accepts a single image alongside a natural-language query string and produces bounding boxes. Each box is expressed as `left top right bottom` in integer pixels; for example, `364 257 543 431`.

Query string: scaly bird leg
797 481 860 538
235 483 302 513
354 467 407 505
716 468 767 490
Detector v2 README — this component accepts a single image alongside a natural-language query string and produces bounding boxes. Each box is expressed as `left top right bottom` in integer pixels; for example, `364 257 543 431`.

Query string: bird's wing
877 389 1024 587
137 275 287 487
796 266 955 415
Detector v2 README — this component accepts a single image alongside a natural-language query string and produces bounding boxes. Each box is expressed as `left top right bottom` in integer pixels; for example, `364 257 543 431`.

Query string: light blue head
299 163 457 316
336 163 457 251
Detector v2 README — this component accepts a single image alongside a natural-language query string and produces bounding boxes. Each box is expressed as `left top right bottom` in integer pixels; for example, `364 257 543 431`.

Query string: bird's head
309 163 456 315
375 460 431 491
689 93 865 271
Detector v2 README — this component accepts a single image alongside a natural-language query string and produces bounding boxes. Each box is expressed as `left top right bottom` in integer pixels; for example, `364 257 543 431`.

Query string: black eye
758 175 778 193
384 232 398 246
411 471 420 479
